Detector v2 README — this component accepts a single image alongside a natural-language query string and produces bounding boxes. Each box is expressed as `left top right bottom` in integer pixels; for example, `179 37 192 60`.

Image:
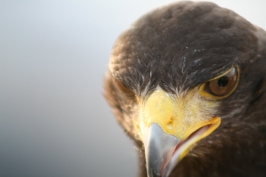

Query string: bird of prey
104 1 266 177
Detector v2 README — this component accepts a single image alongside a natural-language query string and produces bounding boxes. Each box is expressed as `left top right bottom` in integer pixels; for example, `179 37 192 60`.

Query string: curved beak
136 88 221 177
145 124 180 177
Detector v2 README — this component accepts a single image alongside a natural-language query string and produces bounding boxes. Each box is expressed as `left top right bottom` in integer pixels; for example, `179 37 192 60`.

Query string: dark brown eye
203 67 239 98
114 79 135 97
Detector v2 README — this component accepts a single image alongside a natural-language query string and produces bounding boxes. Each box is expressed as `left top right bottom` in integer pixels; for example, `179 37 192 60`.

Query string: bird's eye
200 67 239 99
114 79 135 98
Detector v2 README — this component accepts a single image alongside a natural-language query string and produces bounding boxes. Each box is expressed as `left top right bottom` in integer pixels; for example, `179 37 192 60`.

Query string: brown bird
104 1 266 177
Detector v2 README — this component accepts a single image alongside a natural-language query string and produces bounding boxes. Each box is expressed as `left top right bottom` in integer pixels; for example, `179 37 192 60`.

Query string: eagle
104 1 266 177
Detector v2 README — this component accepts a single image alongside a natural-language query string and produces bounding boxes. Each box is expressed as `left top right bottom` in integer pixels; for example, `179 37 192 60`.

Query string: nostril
167 117 174 130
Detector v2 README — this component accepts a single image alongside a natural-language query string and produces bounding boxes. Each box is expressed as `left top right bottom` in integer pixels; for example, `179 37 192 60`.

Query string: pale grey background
0 1 265 177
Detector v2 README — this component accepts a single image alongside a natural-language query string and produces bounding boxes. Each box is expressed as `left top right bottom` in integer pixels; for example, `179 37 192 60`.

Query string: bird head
104 2 266 177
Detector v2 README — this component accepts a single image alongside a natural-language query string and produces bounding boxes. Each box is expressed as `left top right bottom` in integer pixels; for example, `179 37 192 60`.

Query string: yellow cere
138 88 221 141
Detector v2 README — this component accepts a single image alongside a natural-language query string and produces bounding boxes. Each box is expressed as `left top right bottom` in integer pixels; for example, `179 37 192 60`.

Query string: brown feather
104 1 266 176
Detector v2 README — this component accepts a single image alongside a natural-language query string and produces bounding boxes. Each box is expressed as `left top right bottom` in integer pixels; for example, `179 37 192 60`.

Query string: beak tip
145 124 180 177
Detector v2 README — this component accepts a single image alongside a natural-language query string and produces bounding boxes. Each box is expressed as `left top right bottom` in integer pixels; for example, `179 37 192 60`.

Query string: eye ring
199 66 240 99
113 78 135 98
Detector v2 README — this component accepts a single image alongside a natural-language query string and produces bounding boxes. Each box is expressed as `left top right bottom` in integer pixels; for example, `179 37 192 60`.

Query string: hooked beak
144 124 180 177
136 88 221 177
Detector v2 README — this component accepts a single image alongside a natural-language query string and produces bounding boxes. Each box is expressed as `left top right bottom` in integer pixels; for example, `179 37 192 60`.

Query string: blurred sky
0 0 265 177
